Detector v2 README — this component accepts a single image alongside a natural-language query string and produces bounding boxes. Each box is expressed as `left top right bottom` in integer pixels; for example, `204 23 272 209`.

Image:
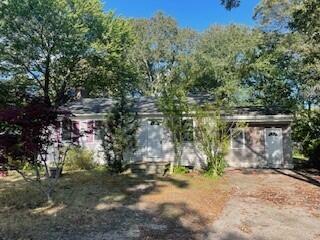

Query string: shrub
65 147 96 170
194 105 244 177
204 154 227 177
293 110 320 168
100 95 138 173
173 165 189 174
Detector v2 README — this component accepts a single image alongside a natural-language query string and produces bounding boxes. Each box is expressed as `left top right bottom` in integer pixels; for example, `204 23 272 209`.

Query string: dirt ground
0 169 319 240
210 169 320 240
0 171 230 240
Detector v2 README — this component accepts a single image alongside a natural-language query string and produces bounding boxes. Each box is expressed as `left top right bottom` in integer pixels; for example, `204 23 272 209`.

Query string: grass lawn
0 170 231 240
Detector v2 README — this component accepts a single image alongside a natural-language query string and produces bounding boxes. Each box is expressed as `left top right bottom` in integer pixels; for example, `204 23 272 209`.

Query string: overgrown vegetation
194 105 244 177
100 95 139 173
173 165 189 174
159 86 189 172
0 99 77 202
64 147 96 171
293 110 320 168
1 0 320 191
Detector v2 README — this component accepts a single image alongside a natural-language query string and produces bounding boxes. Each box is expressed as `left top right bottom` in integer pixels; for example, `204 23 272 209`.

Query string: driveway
1 169 319 240
209 169 320 240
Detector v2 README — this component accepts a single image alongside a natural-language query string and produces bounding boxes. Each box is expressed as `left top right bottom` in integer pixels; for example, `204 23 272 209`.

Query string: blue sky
102 0 260 31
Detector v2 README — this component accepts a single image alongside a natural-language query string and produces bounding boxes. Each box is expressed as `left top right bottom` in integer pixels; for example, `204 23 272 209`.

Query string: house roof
61 96 293 123
61 96 215 115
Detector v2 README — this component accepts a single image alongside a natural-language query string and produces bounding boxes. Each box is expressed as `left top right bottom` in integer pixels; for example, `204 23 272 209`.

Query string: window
62 119 72 141
149 119 162 126
182 119 194 142
268 131 278 137
62 120 79 142
94 120 104 140
231 128 245 149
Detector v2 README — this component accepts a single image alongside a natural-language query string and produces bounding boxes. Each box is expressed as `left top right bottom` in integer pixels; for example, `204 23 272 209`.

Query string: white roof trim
223 114 293 123
64 113 293 123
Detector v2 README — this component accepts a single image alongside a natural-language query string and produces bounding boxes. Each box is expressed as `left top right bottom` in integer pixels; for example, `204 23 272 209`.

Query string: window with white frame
61 120 79 142
231 128 245 149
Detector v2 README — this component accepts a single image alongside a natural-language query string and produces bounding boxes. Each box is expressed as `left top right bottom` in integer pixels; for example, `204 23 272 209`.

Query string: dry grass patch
141 173 231 224
0 170 231 240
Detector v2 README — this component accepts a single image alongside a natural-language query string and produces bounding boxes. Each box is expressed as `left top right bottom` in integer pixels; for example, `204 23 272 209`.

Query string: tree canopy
1 0 320 167
0 0 136 106
190 25 261 105
130 12 198 96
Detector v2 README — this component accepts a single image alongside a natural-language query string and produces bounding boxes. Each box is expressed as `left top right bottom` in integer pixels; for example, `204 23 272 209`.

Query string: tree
252 0 320 164
240 32 300 109
290 0 320 107
290 0 320 43
293 110 320 168
158 85 189 173
194 104 244 176
0 77 30 107
190 25 261 105
0 0 135 107
252 0 319 109
254 0 299 32
130 12 198 95
100 95 139 173
0 98 76 202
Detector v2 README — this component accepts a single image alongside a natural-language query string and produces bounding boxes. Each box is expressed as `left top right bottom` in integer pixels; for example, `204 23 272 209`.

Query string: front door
265 128 284 167
147 119 163 158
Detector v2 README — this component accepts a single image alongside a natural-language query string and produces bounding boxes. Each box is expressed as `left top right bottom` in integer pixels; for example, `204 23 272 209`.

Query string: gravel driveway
209 169 320 240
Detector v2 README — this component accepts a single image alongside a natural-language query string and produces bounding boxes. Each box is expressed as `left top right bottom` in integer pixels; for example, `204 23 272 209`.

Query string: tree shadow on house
0 170 254 240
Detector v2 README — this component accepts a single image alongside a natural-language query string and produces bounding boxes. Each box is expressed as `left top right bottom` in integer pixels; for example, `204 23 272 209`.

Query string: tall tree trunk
44 54 51 105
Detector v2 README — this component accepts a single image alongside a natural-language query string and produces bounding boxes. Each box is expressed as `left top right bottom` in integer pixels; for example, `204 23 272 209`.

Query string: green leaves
130 12 198 95
254 0 297 32
241 32 300 109
290 0 320 42
191 25 261 105
100 96 139 173
293 110 320 166
194 105 242 176
252 0 320 109
0 0 136 106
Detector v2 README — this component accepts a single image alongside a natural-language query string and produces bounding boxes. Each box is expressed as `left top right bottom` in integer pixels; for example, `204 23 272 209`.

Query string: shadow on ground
229 168 320 188
0 170 242 240
274 169 320 188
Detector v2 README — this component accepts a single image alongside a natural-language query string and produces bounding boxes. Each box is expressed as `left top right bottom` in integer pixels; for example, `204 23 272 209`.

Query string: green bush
65 147 96 170
293 110 320 168
204 154 227 177
173 165 189 174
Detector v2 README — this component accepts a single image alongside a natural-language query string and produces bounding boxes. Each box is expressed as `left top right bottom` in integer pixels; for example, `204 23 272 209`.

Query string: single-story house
58 96 293 169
